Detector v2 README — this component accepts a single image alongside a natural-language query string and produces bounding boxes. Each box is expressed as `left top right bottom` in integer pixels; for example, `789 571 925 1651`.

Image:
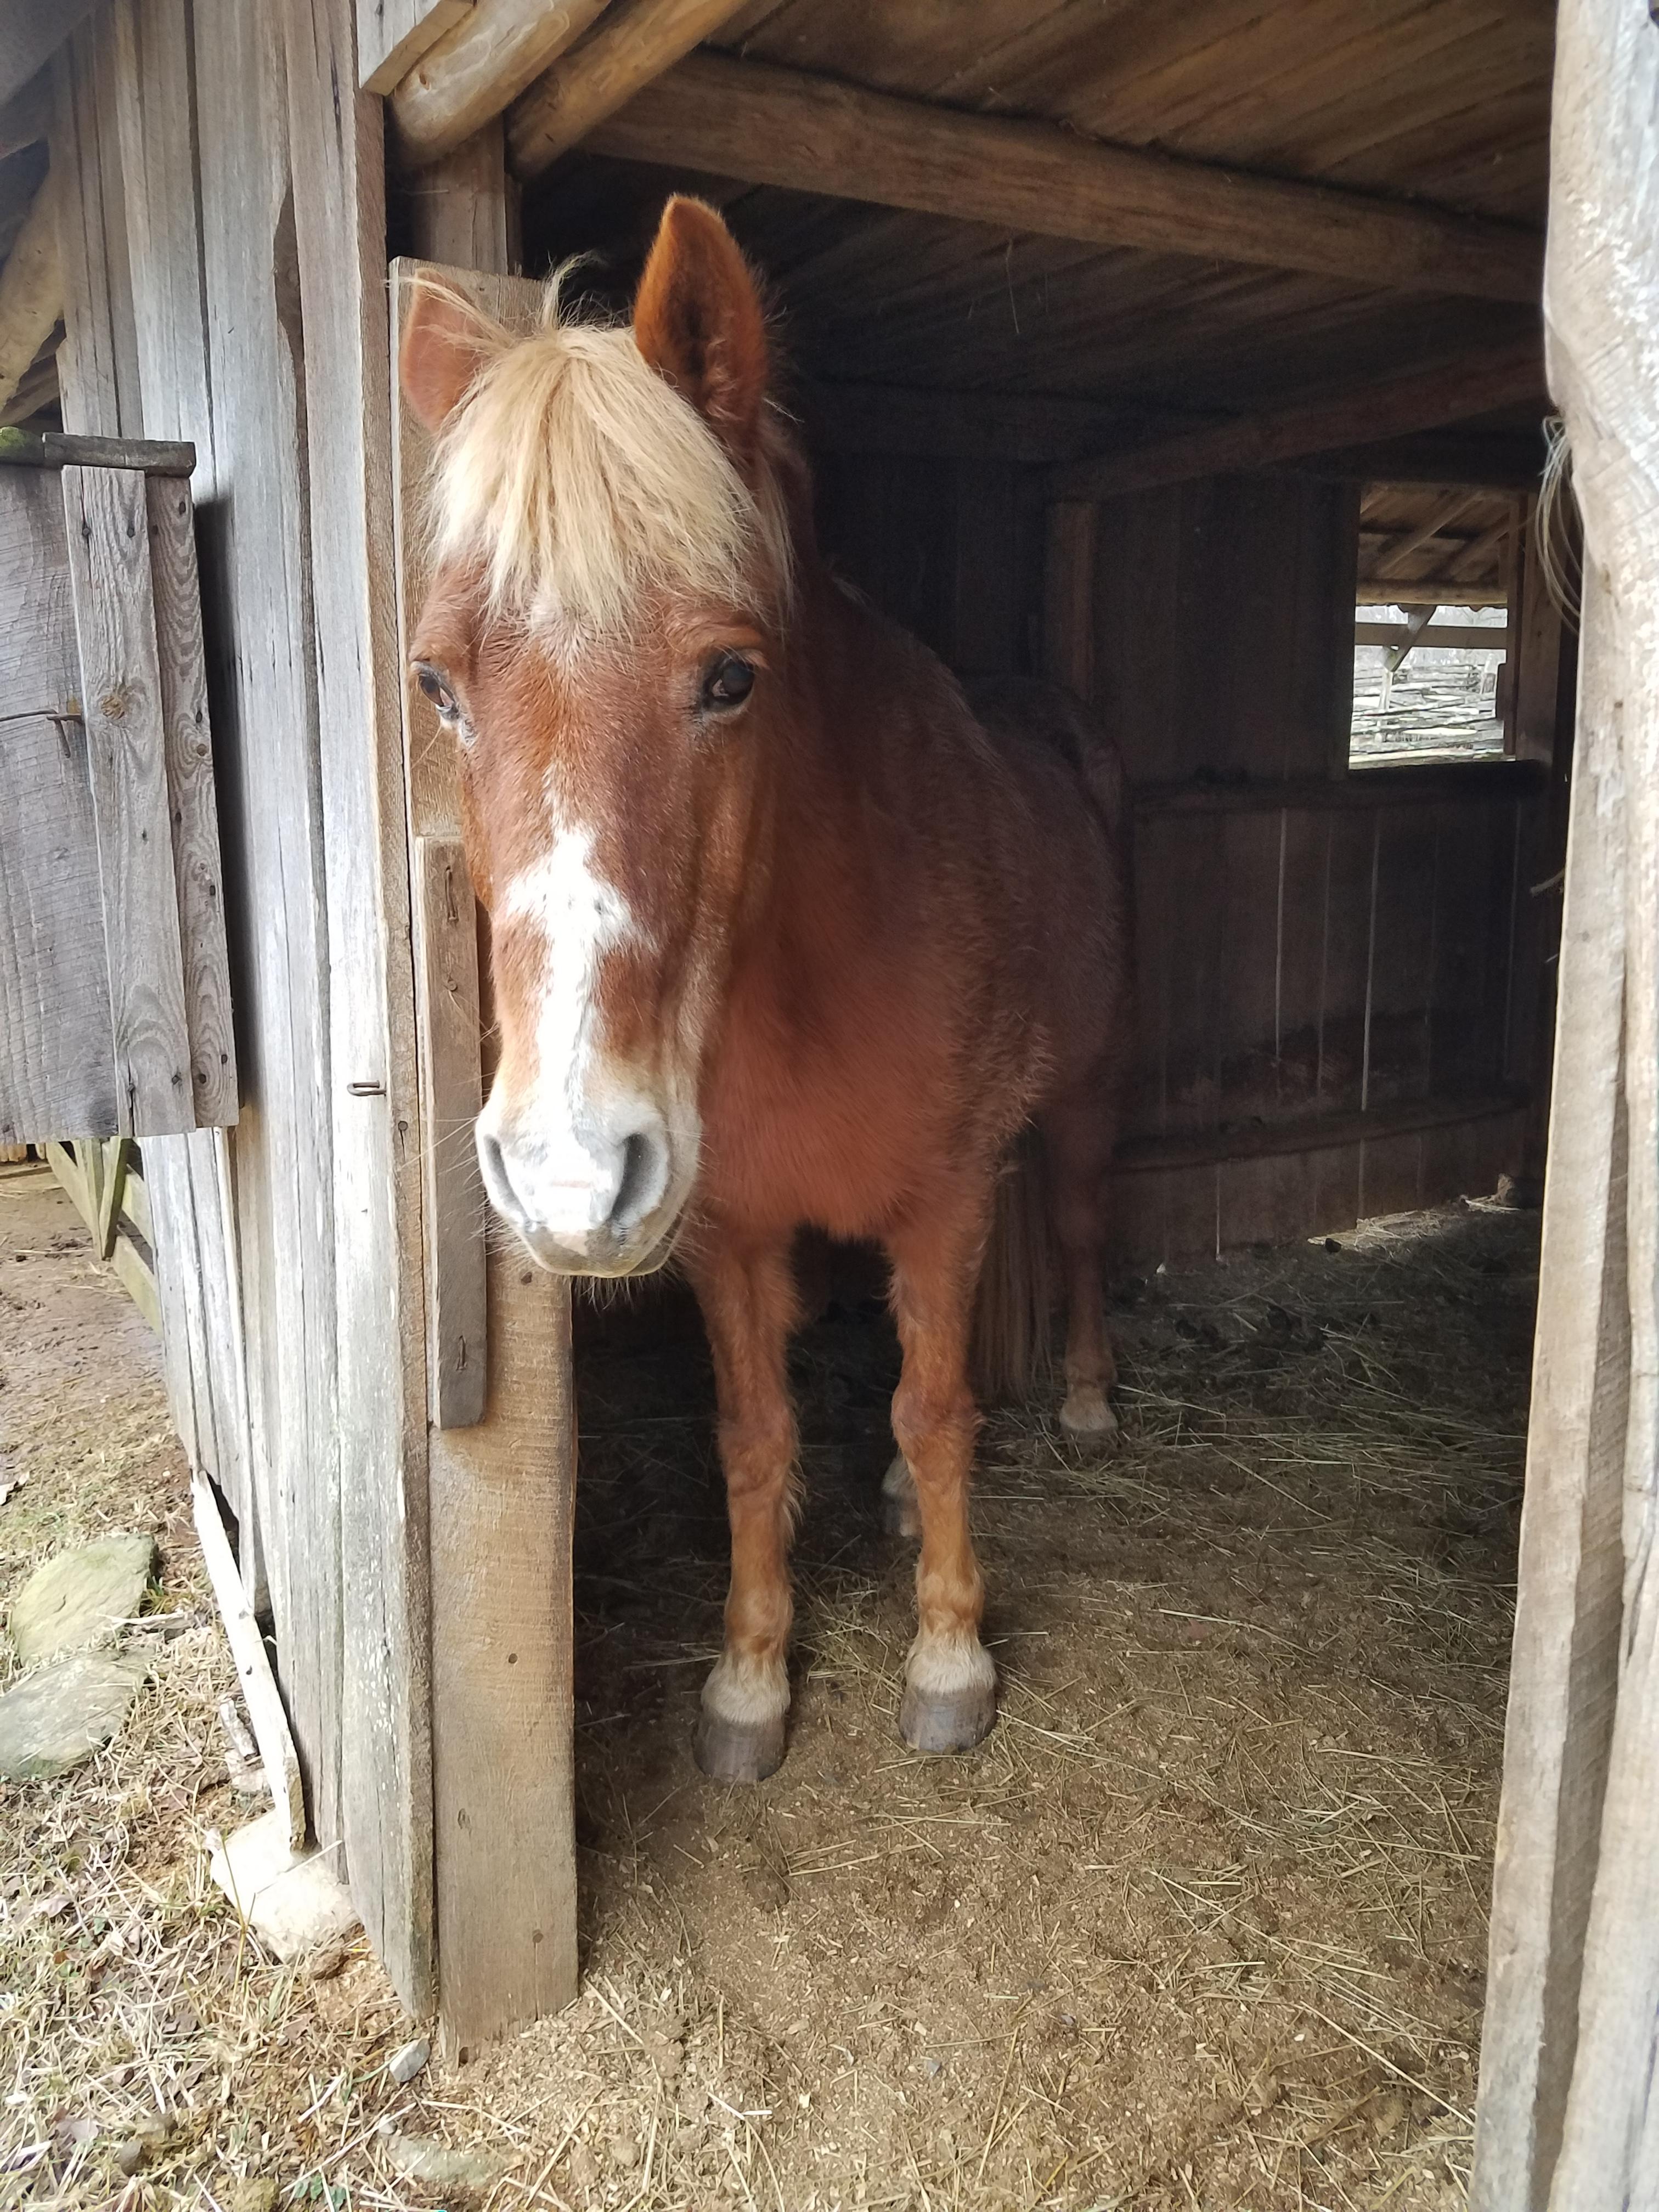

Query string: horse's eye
700 653 755 713
416 665 458 718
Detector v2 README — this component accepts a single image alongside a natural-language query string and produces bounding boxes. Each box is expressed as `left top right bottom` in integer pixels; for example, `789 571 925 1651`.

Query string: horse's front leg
887 1199 997 1753
686 1230 802 1783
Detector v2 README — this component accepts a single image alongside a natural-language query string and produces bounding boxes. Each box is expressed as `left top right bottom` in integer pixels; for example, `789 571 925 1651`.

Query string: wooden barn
1 0 1655 2202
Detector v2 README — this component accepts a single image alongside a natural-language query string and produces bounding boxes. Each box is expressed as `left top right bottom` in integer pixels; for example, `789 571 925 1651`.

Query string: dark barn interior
400 0 1577 1275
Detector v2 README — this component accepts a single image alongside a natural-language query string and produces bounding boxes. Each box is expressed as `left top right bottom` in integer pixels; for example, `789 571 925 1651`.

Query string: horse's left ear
633 197 769 471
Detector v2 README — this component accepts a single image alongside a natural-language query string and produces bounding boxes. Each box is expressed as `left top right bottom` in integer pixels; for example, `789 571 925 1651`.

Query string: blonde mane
424 269 793 639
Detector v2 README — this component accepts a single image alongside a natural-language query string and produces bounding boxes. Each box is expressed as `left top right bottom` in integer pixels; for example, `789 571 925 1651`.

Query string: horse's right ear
400 283 491 433
633 197 769 471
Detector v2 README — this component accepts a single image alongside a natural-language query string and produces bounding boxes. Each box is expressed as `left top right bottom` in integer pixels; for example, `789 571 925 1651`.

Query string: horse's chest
700 1016 938 1238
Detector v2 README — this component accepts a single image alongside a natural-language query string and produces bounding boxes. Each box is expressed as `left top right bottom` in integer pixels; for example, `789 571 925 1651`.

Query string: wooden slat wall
55 0 436 2009
816 454 1551 1265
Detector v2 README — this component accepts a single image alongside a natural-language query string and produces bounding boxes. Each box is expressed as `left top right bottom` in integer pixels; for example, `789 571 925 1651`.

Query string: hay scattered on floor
2 1173 1536 2210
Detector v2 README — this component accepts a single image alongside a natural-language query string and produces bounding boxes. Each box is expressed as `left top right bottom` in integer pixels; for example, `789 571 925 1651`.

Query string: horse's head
400 200 797 1275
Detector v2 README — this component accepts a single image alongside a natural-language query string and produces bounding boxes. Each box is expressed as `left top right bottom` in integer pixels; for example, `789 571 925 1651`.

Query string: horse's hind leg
1043 1096 1119 1439
886 1197 996 1753
686 1231 801 1782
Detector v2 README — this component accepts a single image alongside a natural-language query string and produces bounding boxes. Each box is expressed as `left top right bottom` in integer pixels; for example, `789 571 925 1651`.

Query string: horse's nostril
477 1128 512 1210
608 1129 661 1232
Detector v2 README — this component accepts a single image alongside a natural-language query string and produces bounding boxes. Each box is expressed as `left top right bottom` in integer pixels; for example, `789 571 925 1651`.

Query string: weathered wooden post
1473 4 1659 2206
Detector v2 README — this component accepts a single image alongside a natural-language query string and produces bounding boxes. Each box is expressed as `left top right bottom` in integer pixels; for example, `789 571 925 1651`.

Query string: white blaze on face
477 822 670 1263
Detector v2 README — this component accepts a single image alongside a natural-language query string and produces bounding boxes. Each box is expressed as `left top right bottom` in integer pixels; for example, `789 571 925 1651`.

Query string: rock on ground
0 1651 149 1780
9 1532 157 1664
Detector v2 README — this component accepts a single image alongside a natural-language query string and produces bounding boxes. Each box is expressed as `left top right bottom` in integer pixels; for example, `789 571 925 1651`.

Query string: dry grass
2 1170 1535 2210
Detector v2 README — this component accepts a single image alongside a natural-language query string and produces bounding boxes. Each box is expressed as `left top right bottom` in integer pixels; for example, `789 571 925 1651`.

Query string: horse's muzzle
476 1112 685 1277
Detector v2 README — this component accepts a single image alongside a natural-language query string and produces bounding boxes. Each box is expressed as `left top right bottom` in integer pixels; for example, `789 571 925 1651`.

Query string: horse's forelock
427 275 794 640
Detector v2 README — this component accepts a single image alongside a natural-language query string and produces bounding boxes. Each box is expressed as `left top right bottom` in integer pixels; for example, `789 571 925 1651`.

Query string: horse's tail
971 1125 1057 1403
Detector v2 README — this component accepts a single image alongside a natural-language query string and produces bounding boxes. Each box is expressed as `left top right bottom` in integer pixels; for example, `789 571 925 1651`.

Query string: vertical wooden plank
1286 476 1361 782
428 1258 577 2051
192 0 345 1871
1276 809 1329 1118
0 469 119 1142
951 460 1020 676
1160 812 1227 1135
1520 5 1659 2194
1513 501 1570 770
61 462 195 1138
1317 808 1375 1114
1172 476 1231 782
1092 484 1182 786
405 114 514 269
1357 1126 1423 1219
1124 810 1177 1141
50 22 140 436
109 0 259 1598
1473 579 1628 2212
413 836 487 1426
1363 804 1437 1109
144 475 238 1125
1042 498 1095 699
280 0 435 2010
1218 1149 1316 1250
393 252 578 2041
1215 808 1283 1126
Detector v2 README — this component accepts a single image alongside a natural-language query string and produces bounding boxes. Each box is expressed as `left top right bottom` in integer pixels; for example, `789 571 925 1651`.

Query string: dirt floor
1 1163 1538 2211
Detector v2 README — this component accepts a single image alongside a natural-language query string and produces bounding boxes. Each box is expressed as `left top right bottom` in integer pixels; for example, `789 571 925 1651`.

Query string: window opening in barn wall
1348 479 1520 769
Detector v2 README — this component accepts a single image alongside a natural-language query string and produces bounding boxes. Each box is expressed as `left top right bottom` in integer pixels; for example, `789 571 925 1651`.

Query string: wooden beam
0 426 193 471
1052 340 1545 503
0 0 100 110
1369 487 1485 579
1356 577 1508 607
1278 432 1549 490
568 49 1544 302
358 0 472 98
0 351 59 426
0 168 59 415
1355 620 1508 650
798 380 1196 466
507 1 766 179
388 0 606 163
1114 1088 1526 1176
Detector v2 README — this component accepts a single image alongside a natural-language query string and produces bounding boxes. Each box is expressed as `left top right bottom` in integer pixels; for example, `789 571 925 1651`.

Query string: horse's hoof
899 1678 997 1755
899 1636 997 1754
694 1709 787 1784
881 1452 921 1539
1060 1384 1118 1439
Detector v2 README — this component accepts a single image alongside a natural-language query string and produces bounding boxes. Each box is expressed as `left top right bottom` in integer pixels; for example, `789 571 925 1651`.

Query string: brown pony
400 198 1133 1784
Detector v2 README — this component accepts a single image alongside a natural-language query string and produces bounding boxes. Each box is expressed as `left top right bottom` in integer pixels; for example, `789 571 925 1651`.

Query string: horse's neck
729 575 895 1019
